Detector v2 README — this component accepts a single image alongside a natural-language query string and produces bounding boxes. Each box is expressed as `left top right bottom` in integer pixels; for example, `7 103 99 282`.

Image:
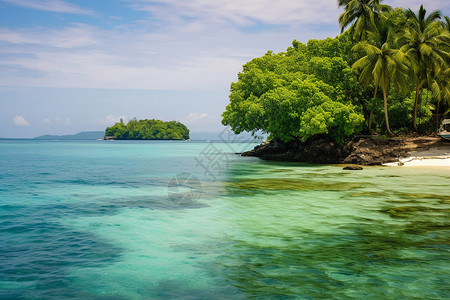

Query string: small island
105 118 189 140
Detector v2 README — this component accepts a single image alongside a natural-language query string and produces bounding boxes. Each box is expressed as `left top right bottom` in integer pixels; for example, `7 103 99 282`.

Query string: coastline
383 155 450 167
384 139 450 167
242 136 450 167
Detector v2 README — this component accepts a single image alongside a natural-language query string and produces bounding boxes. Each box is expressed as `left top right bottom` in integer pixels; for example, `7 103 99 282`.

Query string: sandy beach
384 139 450 167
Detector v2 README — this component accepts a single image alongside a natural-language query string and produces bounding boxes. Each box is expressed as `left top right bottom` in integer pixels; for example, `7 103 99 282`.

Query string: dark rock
242 136 424 165
243 136 351 164
248 136 449 165
343 166 363 170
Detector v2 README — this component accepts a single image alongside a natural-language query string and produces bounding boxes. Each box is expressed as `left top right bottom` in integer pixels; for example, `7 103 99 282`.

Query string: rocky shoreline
242 136 450 166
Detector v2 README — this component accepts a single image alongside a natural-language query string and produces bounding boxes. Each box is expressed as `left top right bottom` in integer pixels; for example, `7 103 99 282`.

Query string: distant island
30 129 259 142
34 131 105 140
105 118 189 140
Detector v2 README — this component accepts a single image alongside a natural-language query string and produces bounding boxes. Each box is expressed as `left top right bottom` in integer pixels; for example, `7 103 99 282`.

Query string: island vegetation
105 118 189 140
222 1 450 147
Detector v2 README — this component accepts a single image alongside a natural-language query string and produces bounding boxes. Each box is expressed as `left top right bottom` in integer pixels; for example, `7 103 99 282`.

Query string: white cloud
2 0 446 92
94 114 127 126
389 0 450 12
0 24 99 48
64 118 71 125
0 0 93 15
13 115 30 126
55 117 62 122
131 0 341 26
0 29 36 44
181 112 222 132
0 1 345 91
183 112 209 123
43 117 51 123
0 40 248 89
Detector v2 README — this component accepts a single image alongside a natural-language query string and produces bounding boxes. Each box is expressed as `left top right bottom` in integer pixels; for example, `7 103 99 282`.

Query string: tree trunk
413 80 425 132
436 98 440 132
383 87 393 136
368 110 373 134
368 87 378 134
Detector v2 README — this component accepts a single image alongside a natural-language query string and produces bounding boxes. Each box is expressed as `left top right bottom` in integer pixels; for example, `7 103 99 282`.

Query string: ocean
0 139 449 299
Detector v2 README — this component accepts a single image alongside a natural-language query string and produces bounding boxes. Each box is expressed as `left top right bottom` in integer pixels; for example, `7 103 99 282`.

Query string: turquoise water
0 140 449 299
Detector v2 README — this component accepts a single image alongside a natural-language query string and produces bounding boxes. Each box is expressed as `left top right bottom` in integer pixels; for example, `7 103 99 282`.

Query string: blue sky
1 0 449 138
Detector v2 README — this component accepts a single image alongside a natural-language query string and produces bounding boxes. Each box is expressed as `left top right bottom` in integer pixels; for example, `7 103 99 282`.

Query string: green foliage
222 36 364 145
352 13 410 135
369 88 435 133
338 0 392 41
394 5 449 130
105 119 189 140
222 2 449 142
386 91 415 131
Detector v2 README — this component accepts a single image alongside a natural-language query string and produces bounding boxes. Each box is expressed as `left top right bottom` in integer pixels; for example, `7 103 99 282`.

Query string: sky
1 0 449 138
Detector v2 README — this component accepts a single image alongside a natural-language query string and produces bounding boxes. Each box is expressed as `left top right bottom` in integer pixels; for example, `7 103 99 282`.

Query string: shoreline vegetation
104 118 189 140
222 1 450 166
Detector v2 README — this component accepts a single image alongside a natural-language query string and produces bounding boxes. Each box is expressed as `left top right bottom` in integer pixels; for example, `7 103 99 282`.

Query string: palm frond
337 0 350 8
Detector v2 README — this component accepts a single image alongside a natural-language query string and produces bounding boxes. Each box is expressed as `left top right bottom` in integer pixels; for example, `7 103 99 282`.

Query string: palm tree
352 15 409 135
442 16 450 32
338 0 391 41
432 67 450 129
399 5 448 131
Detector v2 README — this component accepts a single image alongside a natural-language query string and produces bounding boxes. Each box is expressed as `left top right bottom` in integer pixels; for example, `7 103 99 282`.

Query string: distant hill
32 130 266 141
34 131 105 140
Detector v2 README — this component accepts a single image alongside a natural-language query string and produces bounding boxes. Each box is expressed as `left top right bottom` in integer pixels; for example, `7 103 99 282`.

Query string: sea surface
0 139 449 299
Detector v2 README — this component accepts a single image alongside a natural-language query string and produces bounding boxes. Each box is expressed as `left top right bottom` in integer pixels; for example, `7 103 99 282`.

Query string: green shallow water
0 140 449 299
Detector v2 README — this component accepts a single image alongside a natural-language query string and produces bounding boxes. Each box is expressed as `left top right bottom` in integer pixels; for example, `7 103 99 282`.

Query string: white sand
384 156 450 167
383 142 450 167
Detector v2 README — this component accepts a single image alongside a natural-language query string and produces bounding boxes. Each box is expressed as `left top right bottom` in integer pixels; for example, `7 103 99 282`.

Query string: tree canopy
222 3 450 143
105 119 189 140
222 35 365 145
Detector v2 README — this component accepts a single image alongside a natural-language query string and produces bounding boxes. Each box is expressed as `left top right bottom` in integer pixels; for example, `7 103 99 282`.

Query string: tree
337 0 391 41
399 5 448 131
352 14 409 135
433 67 450 129
222 39 364 144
